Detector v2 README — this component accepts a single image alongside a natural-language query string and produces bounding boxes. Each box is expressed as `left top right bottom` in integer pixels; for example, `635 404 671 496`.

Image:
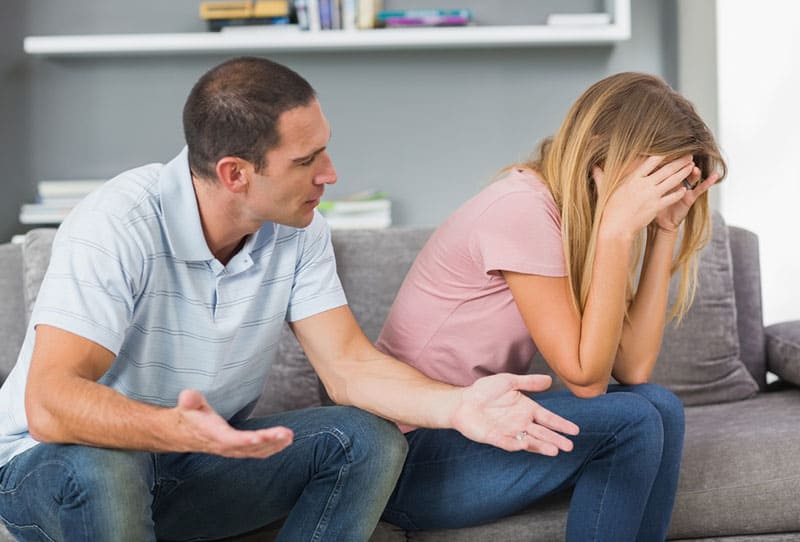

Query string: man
0 57 578 541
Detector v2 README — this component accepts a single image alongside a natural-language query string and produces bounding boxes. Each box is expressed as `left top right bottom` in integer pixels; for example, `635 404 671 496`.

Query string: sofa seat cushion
670 389 800 539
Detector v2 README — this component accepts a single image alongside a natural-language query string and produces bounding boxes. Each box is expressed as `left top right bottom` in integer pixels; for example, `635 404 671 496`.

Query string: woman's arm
613 166 721 383
612 228 678 384
504 156 694 398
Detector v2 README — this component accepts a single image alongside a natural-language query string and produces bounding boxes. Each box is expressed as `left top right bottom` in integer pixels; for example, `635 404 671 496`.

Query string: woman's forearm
613 228 679 383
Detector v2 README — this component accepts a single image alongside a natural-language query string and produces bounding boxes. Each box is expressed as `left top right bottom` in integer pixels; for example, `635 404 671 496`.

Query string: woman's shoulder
479 167 558 213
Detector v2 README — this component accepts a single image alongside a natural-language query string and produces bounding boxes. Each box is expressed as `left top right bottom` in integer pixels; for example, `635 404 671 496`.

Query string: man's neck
191 174 251 265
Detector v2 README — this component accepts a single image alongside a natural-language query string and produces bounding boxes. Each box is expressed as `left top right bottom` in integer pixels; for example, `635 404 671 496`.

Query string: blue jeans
0 406 407 542
383 384 684 542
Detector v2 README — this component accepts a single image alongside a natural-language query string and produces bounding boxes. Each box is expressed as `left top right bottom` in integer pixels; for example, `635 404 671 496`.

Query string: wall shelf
24 1 630 56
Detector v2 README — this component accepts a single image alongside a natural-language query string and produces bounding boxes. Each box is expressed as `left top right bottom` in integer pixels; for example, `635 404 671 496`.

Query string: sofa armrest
765 320 800 386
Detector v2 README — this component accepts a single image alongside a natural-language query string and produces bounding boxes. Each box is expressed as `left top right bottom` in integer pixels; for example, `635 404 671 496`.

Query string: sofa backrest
4 212 766 410
0 243 26 382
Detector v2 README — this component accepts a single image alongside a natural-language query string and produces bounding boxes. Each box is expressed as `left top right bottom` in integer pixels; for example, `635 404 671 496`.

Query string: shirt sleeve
286 211 347 322
31 210 142 355
468 188 567 277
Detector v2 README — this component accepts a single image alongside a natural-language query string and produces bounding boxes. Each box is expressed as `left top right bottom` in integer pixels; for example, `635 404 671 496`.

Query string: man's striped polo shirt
0 147 347 467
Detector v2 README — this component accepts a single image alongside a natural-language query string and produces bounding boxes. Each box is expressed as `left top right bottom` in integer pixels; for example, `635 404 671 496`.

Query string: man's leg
382 390 665 542
153 406 407 542
0 444 155 541
610 384 685 542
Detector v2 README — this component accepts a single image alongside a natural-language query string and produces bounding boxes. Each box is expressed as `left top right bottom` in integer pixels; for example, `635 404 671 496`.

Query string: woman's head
526 72 726 321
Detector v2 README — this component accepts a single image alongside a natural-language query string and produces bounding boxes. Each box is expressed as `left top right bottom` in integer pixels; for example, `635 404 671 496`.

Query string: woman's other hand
594 155 695 240
654 166 720 233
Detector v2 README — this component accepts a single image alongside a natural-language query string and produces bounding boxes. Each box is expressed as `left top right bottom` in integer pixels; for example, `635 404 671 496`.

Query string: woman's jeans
0 406 408 542
383 384 685 542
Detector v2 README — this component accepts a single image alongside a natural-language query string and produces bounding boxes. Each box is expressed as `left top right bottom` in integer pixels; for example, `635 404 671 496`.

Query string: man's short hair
183 56 317 180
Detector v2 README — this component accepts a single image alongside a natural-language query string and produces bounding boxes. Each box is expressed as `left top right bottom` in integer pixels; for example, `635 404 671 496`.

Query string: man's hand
175 390 294 458
450 374 579 455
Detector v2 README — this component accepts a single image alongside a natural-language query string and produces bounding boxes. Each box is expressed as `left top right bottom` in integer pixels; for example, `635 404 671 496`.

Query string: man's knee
0 445 155 540
320 407 408 481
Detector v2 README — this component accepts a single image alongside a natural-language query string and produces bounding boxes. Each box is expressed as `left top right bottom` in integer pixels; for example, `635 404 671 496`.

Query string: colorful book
200 1 290 20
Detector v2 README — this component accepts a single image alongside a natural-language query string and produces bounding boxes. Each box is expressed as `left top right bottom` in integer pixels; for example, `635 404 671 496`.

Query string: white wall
716 0 800 325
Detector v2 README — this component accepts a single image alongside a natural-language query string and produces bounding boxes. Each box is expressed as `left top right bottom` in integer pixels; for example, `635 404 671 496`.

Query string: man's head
183 56 317 180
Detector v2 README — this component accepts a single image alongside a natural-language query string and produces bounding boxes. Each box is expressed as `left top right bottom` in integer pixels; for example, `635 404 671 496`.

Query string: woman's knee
625 383 685 434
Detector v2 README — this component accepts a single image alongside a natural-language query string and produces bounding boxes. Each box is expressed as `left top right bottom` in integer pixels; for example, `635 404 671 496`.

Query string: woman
377 72 724 541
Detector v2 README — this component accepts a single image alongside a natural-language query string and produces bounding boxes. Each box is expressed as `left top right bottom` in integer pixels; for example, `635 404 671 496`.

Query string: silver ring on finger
515 431 528 441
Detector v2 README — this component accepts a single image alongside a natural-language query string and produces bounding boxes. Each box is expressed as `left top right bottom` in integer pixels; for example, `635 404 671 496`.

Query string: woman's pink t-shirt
376 169 566 413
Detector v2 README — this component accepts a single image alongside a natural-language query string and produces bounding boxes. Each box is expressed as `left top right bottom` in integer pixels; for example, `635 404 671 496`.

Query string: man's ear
215 157 251 193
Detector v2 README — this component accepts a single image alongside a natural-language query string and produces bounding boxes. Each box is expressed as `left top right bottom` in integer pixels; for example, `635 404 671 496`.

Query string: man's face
246 99 337 228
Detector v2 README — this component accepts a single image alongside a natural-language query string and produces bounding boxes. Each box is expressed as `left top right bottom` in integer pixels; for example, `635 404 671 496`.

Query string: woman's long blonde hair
522 72 726 322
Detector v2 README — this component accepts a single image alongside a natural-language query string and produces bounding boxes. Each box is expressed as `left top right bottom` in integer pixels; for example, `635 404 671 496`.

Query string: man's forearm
26 374 183 451
322 354 461 429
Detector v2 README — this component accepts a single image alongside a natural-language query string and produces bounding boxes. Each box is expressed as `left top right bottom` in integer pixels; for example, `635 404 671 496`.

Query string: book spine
307 0 321 31
318 0 332 30
341 0 357 30
357 0 381 29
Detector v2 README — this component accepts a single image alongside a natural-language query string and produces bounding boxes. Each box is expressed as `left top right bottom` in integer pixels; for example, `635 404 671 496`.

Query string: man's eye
298 156 315 166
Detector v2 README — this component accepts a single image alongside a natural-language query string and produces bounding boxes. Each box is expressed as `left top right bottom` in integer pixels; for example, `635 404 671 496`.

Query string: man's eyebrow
292 146 326 163
291 129 332 163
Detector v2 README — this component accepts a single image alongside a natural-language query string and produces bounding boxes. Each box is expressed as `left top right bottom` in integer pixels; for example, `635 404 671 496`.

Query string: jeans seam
590 434 617 542
293 428 353 542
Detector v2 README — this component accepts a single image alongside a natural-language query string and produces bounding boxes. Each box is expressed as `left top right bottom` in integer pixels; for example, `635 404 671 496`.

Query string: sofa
1 212 799 541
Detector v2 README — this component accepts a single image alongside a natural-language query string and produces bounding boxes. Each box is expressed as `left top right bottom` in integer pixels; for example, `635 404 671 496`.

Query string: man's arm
25 325 293 458
290 306 579 455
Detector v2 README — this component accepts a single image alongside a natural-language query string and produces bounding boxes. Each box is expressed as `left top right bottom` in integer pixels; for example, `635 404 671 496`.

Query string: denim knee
0 444 154 541
331 406 408 476
625 383 686 438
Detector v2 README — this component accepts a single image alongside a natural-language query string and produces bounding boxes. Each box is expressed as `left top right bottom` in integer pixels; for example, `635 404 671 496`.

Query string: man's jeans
383 384 685 542
0 406 408 542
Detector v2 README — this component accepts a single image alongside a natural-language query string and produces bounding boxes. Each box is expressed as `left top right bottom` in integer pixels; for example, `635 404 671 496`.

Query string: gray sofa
1 212 800 541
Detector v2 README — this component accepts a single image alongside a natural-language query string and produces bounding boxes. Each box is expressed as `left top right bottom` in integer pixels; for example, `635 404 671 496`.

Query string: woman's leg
383 390 665 542
609 383 685 542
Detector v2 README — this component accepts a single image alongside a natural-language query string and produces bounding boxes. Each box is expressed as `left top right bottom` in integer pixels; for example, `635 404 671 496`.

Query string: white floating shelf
23 0 630 56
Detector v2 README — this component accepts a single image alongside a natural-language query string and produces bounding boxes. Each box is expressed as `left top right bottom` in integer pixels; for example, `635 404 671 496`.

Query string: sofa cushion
21 228 57 323
0 243 27 382
765 321 800 387
649 212 759 405
670 389 800 539
728 226 767 388
251 227 434 417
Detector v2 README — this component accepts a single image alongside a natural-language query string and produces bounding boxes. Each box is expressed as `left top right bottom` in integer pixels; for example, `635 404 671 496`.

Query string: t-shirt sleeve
31 210 142 355
469 188 567 277
286 211 347 322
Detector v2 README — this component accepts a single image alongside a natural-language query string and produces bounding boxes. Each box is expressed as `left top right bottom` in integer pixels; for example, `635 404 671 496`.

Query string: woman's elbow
566 381 609 399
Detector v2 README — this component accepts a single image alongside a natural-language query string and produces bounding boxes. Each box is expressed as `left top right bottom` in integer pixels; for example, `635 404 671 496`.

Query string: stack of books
376 8 472 28
19 179 105 225
294 0 383 31
317 190 391 229
200 0 293 31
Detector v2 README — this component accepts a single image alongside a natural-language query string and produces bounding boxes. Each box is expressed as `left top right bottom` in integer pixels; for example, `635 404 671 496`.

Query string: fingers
635 155 666 178
220 426 295 458
178 389 208 411
508 373 553 393
530 402 580 436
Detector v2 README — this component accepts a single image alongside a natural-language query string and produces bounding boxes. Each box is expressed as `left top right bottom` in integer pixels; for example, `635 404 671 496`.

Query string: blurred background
1 0 797 324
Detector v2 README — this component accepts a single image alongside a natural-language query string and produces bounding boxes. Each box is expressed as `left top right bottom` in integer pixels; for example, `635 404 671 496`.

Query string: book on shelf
200 1 290 20
546 13 611 26
317 190 391 230
37 179 105 199
20 179 106 225
19 203 73 225
294 0 382 31
208 16 292 31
